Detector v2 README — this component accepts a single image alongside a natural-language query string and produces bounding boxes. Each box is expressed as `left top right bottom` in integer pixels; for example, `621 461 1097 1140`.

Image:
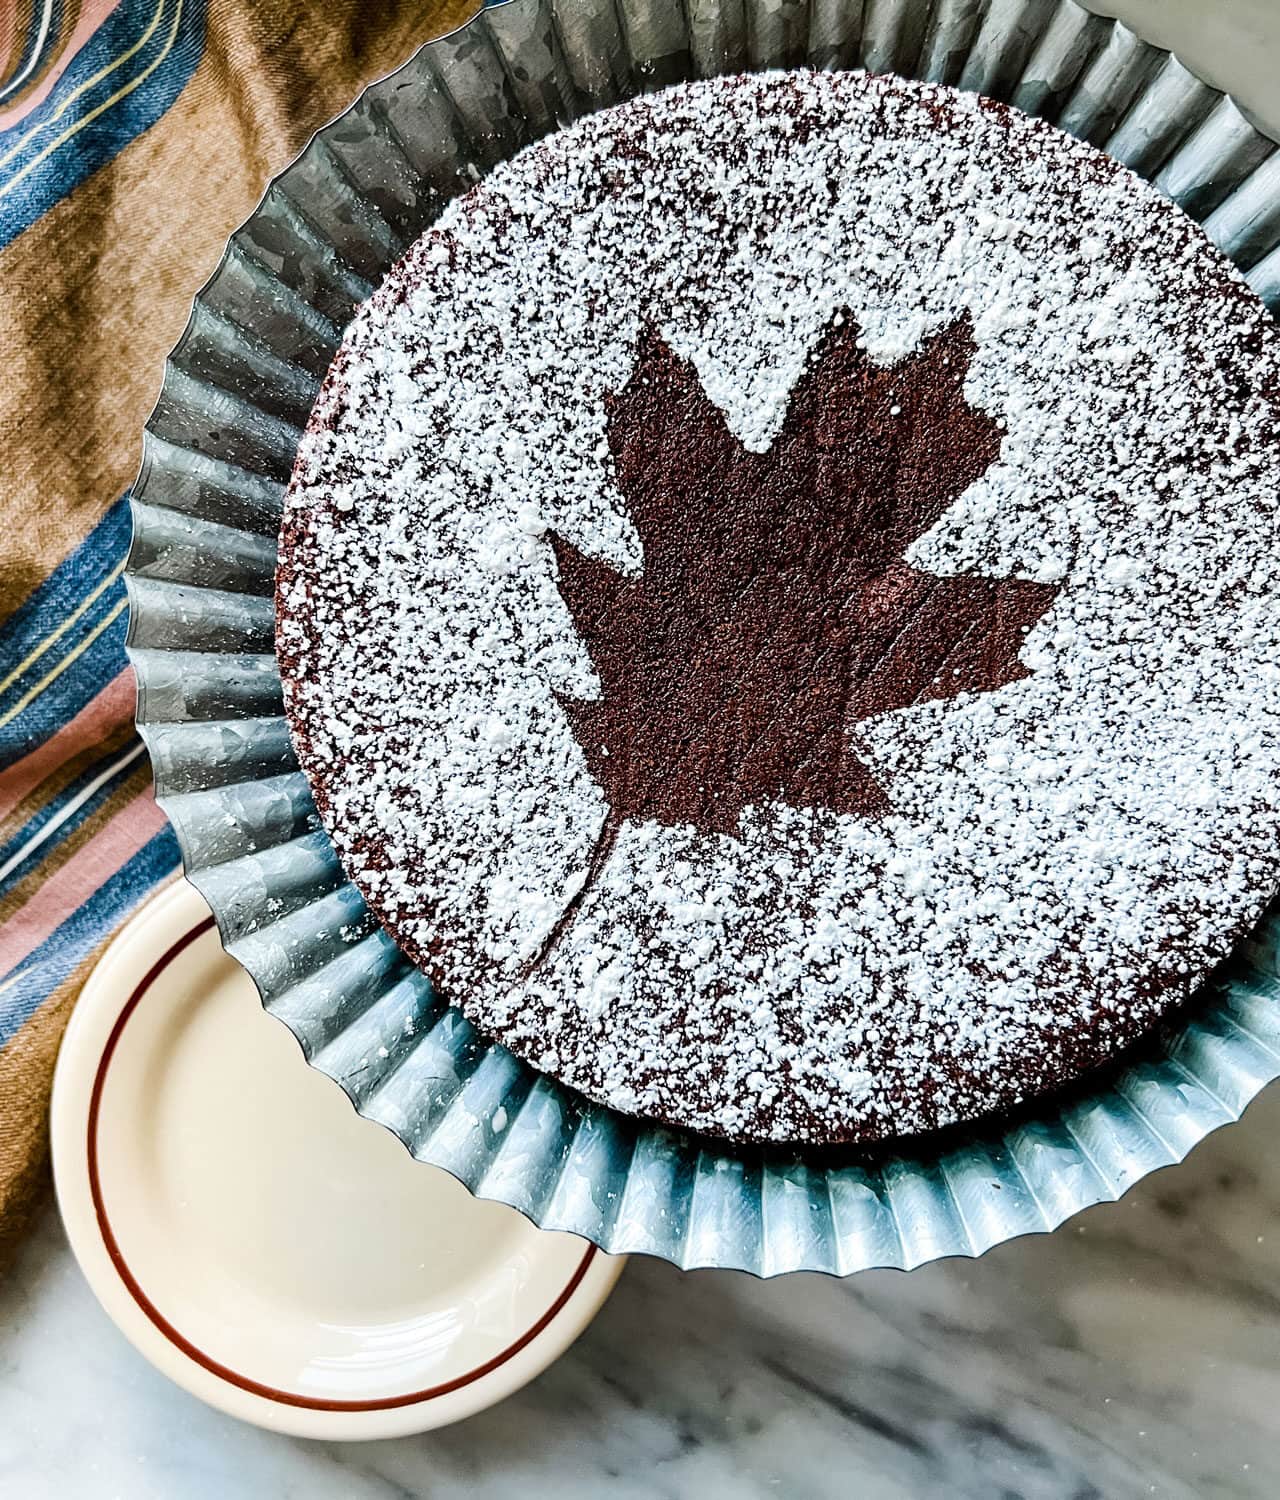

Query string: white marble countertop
4 1082 1280 1498
2 4 1278 1496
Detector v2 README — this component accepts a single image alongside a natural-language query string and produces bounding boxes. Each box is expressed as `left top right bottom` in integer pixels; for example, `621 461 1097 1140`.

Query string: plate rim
51 878 625 1440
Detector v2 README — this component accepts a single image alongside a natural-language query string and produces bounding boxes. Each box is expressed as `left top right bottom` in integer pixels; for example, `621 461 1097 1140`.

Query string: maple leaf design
532 314 1058 970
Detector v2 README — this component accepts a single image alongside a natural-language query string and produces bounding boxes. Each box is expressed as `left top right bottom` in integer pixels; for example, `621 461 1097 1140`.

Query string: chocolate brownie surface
277 71 1280 1145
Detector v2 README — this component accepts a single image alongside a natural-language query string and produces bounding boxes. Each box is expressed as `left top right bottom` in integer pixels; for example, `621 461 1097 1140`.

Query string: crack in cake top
277 70 1280 1146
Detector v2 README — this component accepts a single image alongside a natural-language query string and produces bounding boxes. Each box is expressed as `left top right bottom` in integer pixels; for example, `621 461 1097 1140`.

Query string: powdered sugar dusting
277 71 1280 1145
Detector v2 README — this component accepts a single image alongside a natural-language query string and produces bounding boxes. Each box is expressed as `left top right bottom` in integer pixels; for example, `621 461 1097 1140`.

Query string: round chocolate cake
277 70 1280 1146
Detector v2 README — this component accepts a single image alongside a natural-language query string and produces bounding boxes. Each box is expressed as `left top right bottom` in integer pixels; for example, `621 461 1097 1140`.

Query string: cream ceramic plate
50 878 624 1439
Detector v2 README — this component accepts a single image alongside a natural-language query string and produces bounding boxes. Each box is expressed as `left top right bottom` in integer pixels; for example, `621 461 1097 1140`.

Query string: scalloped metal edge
126 0 1280 1276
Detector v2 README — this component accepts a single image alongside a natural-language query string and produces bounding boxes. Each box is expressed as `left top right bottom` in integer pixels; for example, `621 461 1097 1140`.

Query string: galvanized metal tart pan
126 0 1280 1275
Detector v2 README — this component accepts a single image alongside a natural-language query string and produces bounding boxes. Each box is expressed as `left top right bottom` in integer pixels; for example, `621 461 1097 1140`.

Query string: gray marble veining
4 1082 1280 1497
3 1 1277 1493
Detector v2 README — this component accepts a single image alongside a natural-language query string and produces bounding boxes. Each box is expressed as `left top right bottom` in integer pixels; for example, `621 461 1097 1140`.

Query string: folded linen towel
0 0 476 1267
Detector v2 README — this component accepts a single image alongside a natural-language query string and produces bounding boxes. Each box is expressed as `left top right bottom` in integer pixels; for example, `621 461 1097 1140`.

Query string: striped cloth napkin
0 0 474 1266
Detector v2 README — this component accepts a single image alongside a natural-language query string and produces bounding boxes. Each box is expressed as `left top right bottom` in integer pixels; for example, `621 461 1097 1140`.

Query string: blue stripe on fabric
0 581 129 773
0 492 132 773
0 821 179 1044
0 491 129 660
0 736 145 898
0 0 207 251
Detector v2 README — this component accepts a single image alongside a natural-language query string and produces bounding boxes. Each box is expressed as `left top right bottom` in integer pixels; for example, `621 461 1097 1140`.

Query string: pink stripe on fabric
0 787 166 974
0 668 134 821
0 0 123 130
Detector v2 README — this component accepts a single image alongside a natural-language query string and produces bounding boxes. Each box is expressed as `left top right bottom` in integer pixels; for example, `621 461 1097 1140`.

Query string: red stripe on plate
86 913 598 1412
